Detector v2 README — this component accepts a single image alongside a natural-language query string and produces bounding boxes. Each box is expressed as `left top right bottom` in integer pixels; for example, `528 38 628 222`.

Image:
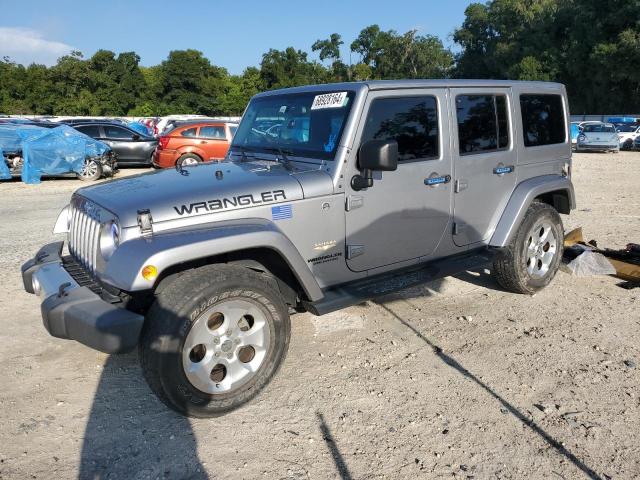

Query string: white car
615 124 640 150
576 123 620 153
154 115 208 136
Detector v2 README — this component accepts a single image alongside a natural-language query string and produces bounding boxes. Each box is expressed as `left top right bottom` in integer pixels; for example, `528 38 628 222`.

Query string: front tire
492 202 563 294
139 264 290 418
77 159 102 182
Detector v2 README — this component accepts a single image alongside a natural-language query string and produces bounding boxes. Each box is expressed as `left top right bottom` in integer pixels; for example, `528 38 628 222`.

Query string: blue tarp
1 124 110 184
128 121 152 136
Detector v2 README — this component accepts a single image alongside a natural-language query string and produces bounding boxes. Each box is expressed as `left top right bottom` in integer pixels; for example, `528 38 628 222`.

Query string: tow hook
58 282 72 298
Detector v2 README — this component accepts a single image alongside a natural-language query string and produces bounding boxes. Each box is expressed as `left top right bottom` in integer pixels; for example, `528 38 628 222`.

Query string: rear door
449 88 517 246
345 89 452 272
198 124 229 161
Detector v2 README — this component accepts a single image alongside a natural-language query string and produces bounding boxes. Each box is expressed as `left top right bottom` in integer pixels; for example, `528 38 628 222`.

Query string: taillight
158 136 170 149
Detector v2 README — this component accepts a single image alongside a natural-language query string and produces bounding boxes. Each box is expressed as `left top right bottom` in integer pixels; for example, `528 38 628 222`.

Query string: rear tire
139 264 290 418
176 153 201 168
492 202 563 294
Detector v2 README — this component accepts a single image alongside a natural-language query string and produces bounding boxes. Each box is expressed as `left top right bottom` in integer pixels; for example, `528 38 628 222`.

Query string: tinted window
103 125 132 139
199 125 226 139
76 125 101 138
456 95 509 155
520 94 565 147
181 128 197 137
361 96 439 162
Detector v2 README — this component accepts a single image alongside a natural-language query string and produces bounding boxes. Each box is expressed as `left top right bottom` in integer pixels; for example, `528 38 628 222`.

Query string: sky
0 0 476 74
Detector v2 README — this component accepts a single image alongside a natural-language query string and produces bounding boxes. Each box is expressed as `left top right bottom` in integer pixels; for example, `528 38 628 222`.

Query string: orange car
152 121 238 168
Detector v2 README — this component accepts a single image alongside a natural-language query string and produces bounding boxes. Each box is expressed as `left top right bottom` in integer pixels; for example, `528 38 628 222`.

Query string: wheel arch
490 175 575 248
102 218 323 304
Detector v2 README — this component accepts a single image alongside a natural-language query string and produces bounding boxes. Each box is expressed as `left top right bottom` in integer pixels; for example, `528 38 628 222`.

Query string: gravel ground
0 153 638 480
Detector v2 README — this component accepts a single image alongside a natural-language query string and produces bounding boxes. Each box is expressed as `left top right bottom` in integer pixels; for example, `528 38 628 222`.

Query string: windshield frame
230 89 357 162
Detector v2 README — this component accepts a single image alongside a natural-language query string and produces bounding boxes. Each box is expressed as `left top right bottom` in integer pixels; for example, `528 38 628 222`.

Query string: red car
152 121 238 168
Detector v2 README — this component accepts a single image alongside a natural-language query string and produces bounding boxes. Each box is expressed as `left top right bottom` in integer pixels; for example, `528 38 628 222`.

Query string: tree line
1 0 638 117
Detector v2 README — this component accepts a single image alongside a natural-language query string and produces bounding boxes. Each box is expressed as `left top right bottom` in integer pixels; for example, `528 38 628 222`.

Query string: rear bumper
21 242 144 354
152 148 179 168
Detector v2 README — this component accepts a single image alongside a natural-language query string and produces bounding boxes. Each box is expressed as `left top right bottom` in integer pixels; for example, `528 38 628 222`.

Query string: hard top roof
255 79 565 98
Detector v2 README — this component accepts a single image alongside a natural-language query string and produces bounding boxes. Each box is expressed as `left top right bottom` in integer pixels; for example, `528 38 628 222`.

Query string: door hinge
454 179 468 193
346 244 365 259
346 195 364 211
453 222 467 236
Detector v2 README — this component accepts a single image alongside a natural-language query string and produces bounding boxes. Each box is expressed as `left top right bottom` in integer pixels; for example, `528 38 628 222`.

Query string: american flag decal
271 204 293 220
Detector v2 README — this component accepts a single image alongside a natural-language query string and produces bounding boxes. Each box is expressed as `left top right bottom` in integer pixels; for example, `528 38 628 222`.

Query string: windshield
583 124 616 133
231 90 355 160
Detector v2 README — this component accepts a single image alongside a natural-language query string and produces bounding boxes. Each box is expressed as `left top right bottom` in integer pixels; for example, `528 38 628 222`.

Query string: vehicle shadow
452 267 505 292
375 301 603 480
78 353 207 480
316 412 353 480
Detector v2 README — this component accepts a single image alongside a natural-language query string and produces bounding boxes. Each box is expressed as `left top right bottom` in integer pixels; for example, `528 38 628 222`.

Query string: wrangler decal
174 190 287 216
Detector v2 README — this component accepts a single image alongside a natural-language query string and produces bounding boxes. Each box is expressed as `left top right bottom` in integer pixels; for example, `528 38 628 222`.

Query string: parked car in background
576 122 619 152
634 135 640 150
153 121 238 168
614 123 640 150
570 122 581 149
73 122 158 166
154 115 208 136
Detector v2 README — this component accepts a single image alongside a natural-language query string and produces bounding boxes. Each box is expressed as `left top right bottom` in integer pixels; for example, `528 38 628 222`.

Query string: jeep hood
76 161 329 227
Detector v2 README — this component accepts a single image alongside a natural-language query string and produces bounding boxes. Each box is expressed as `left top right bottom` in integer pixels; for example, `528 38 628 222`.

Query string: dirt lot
0 153 639 480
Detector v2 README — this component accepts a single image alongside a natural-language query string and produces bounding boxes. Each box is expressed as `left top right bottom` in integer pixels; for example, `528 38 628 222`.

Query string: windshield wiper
228 145 257 162
260 147 295 170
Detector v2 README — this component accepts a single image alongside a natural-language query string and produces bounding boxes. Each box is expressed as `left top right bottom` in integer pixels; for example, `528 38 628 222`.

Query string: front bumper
576 143 619 151
21 242 144 354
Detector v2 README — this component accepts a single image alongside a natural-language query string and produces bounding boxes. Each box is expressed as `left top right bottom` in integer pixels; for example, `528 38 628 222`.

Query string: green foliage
454 0 640 112
1 11 637 116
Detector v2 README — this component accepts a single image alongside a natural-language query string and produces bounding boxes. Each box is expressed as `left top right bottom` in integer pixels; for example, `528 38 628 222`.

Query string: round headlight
578 134 587 142
100 220 120 260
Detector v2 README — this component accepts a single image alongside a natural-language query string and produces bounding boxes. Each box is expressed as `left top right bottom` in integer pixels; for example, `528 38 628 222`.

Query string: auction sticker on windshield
311 92 349 110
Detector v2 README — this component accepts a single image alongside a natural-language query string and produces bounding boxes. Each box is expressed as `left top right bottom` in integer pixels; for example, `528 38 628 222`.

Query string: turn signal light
141 265 158 281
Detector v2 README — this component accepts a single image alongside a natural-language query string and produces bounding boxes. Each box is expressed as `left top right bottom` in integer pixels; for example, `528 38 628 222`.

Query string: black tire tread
492 201 563 294
139 264 289 417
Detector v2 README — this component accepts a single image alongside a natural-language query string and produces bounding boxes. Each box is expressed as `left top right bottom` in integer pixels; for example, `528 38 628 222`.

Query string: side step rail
303 249 495 316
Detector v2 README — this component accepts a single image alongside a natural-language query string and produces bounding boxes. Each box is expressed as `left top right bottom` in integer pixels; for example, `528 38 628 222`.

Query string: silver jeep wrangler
22 80 574 417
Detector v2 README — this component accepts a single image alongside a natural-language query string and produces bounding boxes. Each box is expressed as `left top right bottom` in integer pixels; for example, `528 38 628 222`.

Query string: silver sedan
576 123 620 153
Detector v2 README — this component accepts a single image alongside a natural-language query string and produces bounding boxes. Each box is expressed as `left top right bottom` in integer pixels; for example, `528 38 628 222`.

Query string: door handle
200 141 208 144
424 174 451 187
493 165 515 175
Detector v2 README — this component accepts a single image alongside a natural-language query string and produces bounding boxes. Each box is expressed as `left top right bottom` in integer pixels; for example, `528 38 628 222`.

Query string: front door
345 89 452 272
449 88 517 246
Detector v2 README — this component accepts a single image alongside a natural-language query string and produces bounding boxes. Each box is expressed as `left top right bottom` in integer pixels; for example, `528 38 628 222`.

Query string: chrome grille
68 196 102 275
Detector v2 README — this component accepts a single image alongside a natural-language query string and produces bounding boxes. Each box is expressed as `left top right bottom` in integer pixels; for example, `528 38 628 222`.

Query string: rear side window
456 95 509 155
181 128 197 137
520 94 566 147
199 125 226 139
103 125 132 139
361 96 439 162
76 125 101 138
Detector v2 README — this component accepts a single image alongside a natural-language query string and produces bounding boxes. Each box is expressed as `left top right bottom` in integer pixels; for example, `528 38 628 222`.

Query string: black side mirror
132 133 141 141
351 139 398 190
